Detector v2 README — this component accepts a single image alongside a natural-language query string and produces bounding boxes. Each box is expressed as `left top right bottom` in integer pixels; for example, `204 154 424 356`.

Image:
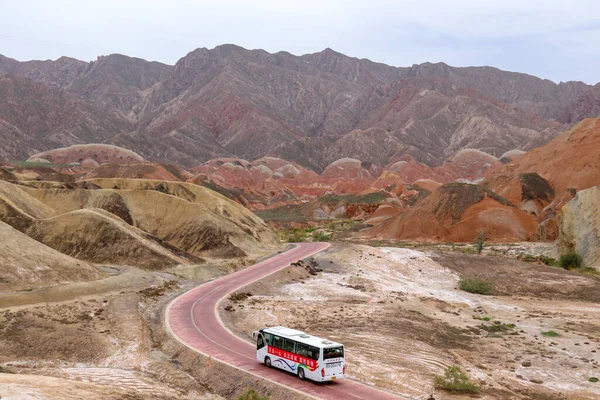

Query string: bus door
255 331 267 362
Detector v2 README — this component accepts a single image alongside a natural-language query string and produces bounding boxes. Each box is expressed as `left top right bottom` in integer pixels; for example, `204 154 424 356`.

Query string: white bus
252 326 345 382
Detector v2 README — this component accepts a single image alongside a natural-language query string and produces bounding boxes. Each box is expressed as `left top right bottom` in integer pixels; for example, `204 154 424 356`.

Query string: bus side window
296 343 308 357
264 332 273 346
273 335 283 349
283 338 295 353
307 345 320 360
257 335 265 350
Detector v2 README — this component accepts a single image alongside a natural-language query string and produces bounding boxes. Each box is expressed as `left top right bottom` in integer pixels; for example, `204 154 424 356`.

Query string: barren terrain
0 256 292 400
222 244 600 399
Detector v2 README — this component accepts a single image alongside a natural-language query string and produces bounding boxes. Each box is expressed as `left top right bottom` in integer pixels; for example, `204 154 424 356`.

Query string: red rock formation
485 117 600 195
366 183 537 242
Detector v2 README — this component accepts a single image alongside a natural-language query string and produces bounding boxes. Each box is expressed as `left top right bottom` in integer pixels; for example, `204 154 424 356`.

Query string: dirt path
0 266 168 309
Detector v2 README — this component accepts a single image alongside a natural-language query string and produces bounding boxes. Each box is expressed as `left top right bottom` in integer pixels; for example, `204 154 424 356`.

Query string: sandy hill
0 178 278 281
84 162 191 181
83 179 277 257
26 208 196 269
0 220 102 292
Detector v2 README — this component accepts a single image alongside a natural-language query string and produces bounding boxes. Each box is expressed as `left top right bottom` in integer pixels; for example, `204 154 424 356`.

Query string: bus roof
262 326 343 348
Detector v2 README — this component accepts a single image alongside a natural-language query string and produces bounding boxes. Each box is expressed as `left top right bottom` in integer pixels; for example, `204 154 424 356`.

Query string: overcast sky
1 0 599 84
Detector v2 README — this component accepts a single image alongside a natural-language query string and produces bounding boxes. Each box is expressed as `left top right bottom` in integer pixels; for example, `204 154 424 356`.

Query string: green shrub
541 330 559 337
480 322 516 333
434 365 479 394
579 267 600 276
474 229 486 254
540 256 558 266
459 277 494 295
284 229 305 243
559 252 583 269
312 231 331 242
238 389 270 400
589 377 599 383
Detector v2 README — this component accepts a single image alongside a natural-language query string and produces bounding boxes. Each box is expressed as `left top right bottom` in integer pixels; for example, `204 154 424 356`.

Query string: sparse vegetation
541 330 559 337
282 228 306 243
312 231 331 242
474 229 486 254
0 365 16 374
237 389 270 400
579 267 600 276
480 321 516 333
254 205 306 222
434 365 479 394
589 377 599 383
459 277 495 295
318 192 386 205
229 292 252 302
517 253 558 266
473 316 491 321
559 252 583 269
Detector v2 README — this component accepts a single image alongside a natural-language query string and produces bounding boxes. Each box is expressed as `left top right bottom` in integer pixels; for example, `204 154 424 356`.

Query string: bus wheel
298 367 305 380
264 356 271 367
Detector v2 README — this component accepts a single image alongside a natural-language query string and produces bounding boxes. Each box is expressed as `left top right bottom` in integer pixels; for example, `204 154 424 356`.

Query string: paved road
166 242 405 400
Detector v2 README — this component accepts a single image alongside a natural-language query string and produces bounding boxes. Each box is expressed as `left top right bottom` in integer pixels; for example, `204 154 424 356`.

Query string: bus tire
298 367 305 380
264 356 271 367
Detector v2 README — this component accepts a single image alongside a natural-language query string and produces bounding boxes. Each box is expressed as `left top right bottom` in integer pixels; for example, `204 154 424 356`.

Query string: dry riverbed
221 244 600 399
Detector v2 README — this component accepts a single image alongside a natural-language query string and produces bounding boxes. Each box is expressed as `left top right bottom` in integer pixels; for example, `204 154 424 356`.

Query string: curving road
165 242 405 400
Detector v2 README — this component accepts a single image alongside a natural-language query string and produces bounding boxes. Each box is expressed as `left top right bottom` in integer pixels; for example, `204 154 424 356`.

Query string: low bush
283 228 305 243
434 365 479 394
312 231 331 242
286 233 304 243
480 322 516 333
589 377 599 383
459 277 494 295
579 267 600 276
541 330 559 337
559 252 583 269
238 389 270 400
517 253 558 266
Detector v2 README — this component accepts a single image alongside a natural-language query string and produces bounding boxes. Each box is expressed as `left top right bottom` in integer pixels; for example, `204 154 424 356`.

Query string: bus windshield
323 346 344 359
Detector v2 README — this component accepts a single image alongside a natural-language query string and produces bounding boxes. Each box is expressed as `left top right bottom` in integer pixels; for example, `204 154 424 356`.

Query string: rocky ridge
2 45 598 169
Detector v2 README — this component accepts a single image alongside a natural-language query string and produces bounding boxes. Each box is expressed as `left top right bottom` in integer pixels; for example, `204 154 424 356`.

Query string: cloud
0 0 598 83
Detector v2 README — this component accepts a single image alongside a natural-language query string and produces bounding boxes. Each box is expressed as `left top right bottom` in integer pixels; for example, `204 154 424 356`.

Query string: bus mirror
252 331 257 340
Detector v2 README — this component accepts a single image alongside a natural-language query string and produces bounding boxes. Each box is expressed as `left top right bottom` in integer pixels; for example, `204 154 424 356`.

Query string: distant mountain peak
0 45 598 170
